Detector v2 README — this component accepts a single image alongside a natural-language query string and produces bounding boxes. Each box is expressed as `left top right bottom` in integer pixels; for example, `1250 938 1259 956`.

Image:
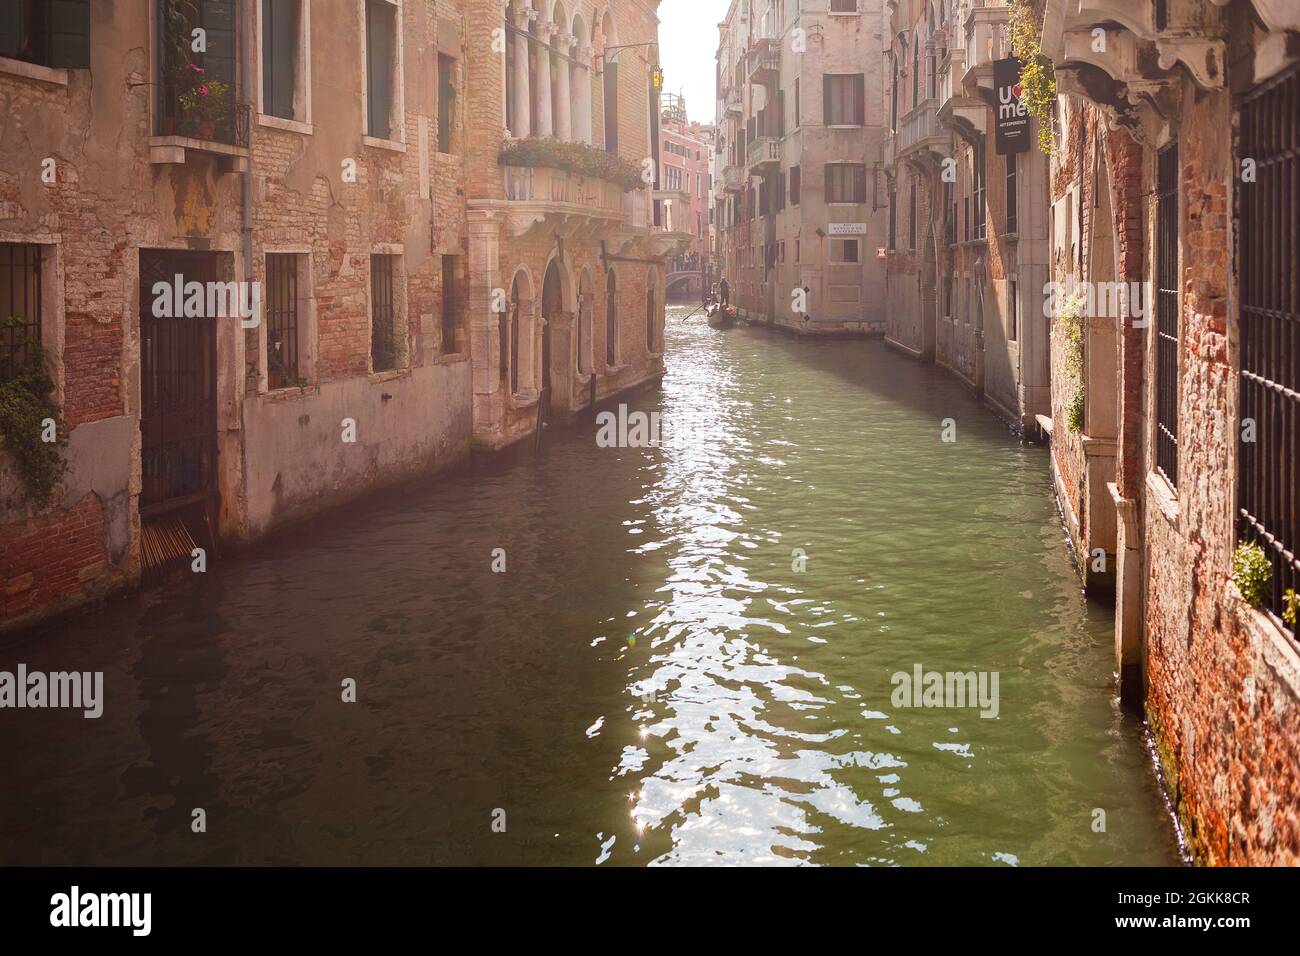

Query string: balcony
722 164 745 193
937 47 986 143
897 98 950 162
746 37 779 83
723 86 742 115
960 0 1011 97
494 164 628 237
149 0 250 171
746 136 779 173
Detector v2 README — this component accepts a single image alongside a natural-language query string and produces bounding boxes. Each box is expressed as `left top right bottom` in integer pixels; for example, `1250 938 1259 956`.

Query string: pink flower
199 85 209 95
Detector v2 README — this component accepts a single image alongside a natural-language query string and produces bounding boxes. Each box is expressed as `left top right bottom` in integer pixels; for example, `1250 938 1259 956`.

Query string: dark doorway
138 249 219 545
542 260 563 420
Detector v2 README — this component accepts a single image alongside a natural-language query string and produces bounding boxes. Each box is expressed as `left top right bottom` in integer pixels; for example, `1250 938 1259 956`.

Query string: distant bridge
665 269 707 295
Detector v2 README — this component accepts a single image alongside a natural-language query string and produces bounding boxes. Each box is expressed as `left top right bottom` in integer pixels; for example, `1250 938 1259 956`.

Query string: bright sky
658 0 731 124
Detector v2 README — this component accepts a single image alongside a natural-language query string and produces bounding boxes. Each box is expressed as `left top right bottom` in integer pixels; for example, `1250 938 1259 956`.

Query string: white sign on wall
827 222 867 235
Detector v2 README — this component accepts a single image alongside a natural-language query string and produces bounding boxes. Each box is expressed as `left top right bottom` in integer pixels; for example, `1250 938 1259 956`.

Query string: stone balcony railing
747 37 779 82
498 164 629 236
898 98 950 160
746 135 779 172
722 163 745 193
961 0 1010 95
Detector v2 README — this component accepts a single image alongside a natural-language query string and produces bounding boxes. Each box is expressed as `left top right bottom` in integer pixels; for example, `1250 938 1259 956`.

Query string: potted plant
174 63 230 139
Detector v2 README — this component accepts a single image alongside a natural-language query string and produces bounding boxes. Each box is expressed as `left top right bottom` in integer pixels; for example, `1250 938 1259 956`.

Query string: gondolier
718 276 730 307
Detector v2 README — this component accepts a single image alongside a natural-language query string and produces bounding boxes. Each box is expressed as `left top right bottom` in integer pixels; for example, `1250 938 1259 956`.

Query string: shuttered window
0 0 90 69
261 0 298 121
823 74 864 126
365 0 395 139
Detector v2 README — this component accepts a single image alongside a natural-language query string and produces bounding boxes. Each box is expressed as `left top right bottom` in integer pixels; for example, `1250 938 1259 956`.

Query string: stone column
512 9 532 138
535 21 555 137
555 33 573 141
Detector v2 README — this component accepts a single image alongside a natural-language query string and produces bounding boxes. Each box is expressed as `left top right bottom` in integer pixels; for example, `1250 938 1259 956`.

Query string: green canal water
0 305 1181 865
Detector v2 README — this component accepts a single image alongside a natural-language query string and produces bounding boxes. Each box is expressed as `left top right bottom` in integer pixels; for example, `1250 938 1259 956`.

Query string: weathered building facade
1035 0 1300 864
882 0 1051 433
659 92 715 300
0 0 669 632
715 0 890 334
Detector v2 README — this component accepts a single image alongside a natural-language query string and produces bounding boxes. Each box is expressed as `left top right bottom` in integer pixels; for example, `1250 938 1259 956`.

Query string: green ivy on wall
498 138 645 192
0 334 68 509
1008 0 1057 155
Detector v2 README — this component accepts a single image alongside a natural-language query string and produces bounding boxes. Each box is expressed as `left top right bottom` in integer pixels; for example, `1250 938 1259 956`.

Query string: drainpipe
240 2 254 341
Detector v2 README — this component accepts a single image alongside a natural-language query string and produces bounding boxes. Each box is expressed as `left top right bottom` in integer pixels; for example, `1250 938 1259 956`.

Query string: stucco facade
0 0 671 632
715 0 890 335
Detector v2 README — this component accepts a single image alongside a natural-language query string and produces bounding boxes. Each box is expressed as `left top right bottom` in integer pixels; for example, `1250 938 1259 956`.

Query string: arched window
605 269 617 366
509 273 525 394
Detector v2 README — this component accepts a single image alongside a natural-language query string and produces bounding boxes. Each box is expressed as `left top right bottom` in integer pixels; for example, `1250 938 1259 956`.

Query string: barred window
0 243 42 381
1154 143 1179 486
265 253 299 388
1237 65 1298 634
370 254 397 372
441 255 461 353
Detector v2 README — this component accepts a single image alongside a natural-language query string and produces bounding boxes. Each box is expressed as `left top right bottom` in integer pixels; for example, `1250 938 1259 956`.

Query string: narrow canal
0 305 1181 866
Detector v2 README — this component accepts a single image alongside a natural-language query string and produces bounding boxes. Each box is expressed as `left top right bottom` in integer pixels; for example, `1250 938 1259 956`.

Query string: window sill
1145 468 1179 528
149 136 250 173
370 367 411 383
363 135 407 153
258 113 313 136
261 383 319 401
0 56 69 86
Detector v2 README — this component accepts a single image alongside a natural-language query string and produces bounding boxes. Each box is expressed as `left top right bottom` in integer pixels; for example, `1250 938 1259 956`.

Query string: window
823 74 865 126
909 184 917 250
945 180 955 245
793 78 800 129
1154 142 1179 486
437 53 457 153
365 0 398 140
605 270 618 366
0 243 42 382
0 0 89 69
890 52 899 130
972 141 986 240
790 165 800 206
832 239 859 263
1238 64 1299 632
1006 152 1017 234
829 0 857 11
370 254 398 371
825 163 866 203
909 39 920 110
603 60 619 153
441 255 461 353
261 0 303 121
158 0 240 143
888 192 896 250
265 253 300 388
1008 278 1018 342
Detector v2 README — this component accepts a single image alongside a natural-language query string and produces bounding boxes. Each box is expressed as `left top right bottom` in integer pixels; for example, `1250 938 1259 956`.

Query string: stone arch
540 250 577 416
506 265 536 396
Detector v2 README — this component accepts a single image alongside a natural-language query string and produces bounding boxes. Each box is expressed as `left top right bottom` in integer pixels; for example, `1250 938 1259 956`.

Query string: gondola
705 301 736 329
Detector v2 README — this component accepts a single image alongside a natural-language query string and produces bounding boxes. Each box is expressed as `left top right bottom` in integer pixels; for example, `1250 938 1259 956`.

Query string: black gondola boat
706 302 736 329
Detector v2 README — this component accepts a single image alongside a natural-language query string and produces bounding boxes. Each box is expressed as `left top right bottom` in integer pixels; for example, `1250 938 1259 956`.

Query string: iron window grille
1237 64 1298 634
1155 142 1180 487
265 253 299 388
370 254 397 372
0 243 42 383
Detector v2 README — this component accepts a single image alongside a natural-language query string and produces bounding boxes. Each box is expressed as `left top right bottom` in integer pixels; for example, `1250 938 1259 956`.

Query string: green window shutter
49 0 91 69
263 0 297 119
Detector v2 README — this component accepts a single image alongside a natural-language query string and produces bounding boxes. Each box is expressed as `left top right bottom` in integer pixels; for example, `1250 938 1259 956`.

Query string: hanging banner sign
993 57 1031 155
